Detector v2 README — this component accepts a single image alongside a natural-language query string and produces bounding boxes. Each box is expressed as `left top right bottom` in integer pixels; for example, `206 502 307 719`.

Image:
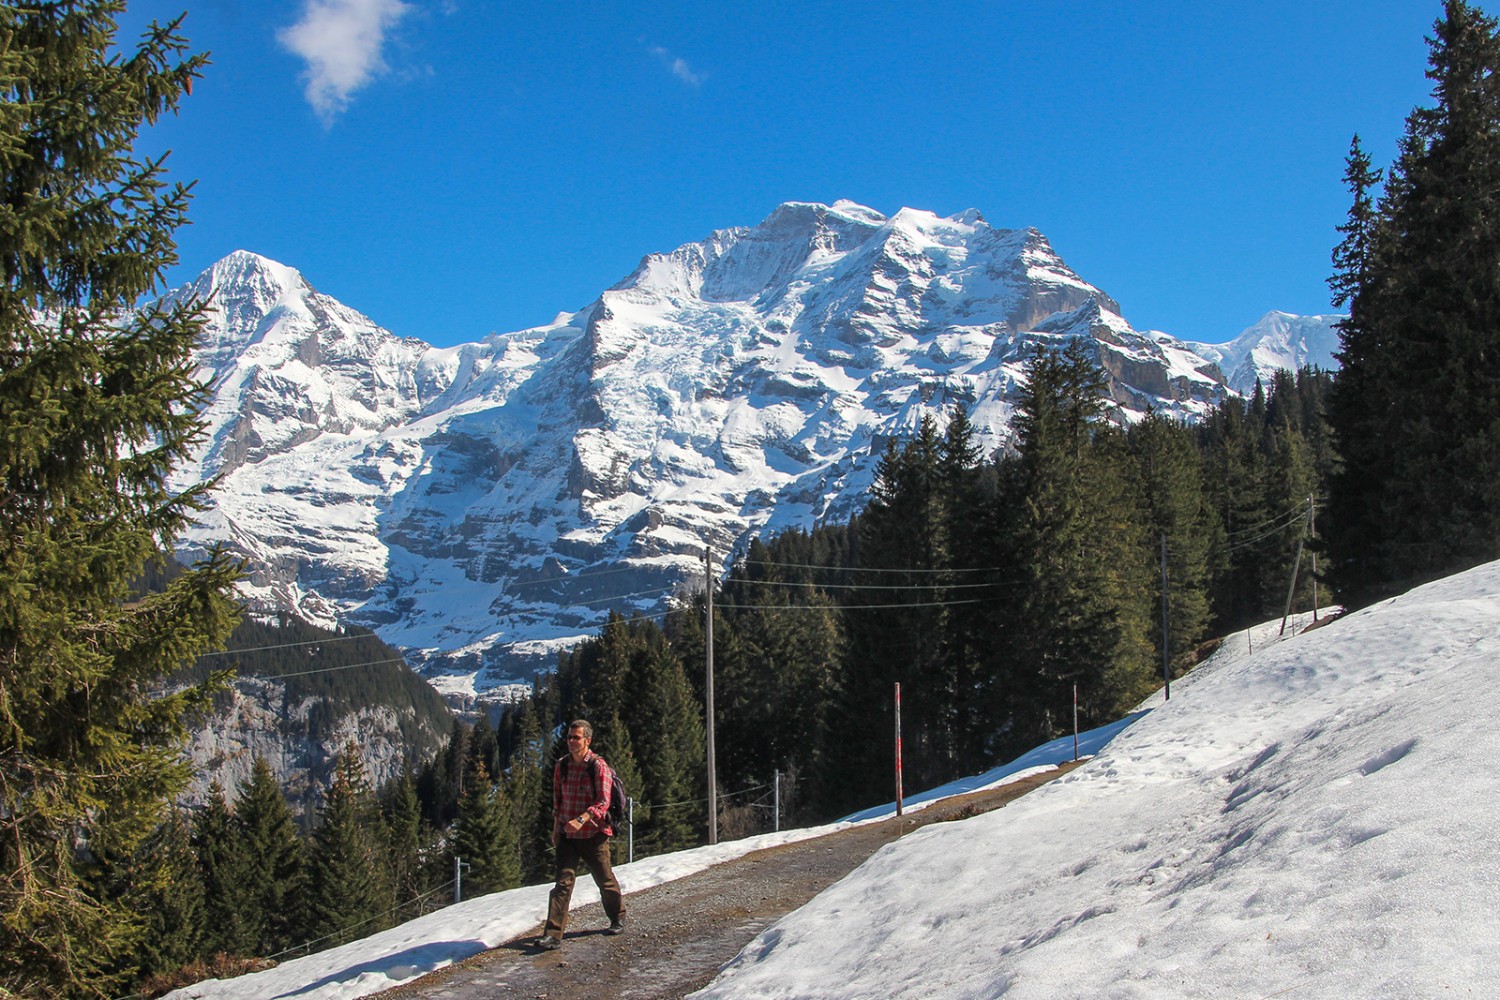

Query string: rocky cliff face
178 676 443 815
166 201 1336 702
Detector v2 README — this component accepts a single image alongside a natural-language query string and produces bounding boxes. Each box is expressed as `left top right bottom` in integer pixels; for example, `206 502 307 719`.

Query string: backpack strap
590 754 608 806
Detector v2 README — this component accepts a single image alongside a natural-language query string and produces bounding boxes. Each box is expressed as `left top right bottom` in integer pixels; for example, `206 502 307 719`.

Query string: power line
1223 496 1312 541
197 630 389 658
640 780 771 813
573 584 679 605
739 558 1005 575
261 656 411 679
727 577 1012 592
716 596 994 611
1222 510 1311 554
506 562 660 588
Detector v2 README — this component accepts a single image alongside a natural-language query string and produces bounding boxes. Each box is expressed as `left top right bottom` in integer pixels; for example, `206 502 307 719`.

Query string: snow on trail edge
691 564 1500 998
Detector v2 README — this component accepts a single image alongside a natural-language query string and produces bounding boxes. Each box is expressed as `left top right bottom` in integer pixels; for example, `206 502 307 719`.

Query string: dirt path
380 762 1081 1000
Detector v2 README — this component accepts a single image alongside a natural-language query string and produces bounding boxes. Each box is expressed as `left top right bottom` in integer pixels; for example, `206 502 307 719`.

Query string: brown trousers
544 832 625 937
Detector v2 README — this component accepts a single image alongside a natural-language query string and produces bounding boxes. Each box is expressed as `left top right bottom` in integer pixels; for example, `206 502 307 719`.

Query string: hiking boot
534 935 561 951
607 918 626 936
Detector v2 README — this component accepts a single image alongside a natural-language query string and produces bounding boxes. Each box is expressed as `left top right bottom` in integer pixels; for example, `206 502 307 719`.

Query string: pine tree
1199 394 1275 631
468 711 500 786
502 699 553 883
418 719 468 828
132 808 204 984
934 404 992 775
379 768 430 924
1127 410 1218 672
1326 1 1500 606
830 417 950 810
236 757 306 956
1328 135 1383 313
631 640 705 853
307 745 391 949
1001 343 1155 750
0 6 241 995
192 783 251 959
594 707 645 837
449 759 520 897
1262 418 1319 614
715 537 840 804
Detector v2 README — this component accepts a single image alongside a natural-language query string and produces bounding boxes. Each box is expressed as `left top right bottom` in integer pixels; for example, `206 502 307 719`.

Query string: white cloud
649 44 704 87
278 0 413 123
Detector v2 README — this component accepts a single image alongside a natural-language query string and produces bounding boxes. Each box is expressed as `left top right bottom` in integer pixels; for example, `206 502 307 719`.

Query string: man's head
566 720 593 760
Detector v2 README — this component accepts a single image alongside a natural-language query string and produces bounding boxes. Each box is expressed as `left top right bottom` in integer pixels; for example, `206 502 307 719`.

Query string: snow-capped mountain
168 201 1335 701
1184 309 1343 395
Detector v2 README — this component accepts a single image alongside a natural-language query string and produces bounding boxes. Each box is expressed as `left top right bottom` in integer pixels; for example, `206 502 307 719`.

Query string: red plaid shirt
553 751 614 838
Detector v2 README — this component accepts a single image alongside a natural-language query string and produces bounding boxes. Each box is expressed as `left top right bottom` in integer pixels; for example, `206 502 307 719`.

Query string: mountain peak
200 250 309 301
163 205 1338 698
1185 311 1344 394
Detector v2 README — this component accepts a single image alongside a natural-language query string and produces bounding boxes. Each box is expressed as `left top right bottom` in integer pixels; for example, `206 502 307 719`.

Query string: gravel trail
380 763 1079 1000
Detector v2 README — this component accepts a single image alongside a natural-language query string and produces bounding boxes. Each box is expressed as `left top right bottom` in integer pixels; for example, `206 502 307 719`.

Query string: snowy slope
695 567 1500 998
168 203 1333 697
165 561 1500 999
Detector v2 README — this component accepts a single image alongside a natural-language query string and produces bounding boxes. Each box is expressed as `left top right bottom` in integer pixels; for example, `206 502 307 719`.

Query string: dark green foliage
236 758 306 956
593 708 646 834
829 416 954 812
379 769 431 924
306 745 392 950
998 343 1157 751
192 783 252 959
588 617 699 851
418 718 468 828
1126 410 1219 674
1198 370 1333 632
449 759 520 897
714 535 841 807
936 406 1000 775
1326 1 1500 606
0 4 242 994
132 808 204 981
631 643 706 853
564 615 703 854
468 711 500 785
499 698 553 883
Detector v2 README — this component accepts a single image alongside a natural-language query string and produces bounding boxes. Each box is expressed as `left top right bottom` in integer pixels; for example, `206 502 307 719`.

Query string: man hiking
535 719 626 950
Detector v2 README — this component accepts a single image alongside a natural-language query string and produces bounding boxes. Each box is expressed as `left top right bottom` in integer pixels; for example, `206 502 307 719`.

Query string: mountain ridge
166 201 1340 702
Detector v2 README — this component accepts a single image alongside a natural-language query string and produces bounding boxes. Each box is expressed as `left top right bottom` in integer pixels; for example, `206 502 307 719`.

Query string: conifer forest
6 1 1500 996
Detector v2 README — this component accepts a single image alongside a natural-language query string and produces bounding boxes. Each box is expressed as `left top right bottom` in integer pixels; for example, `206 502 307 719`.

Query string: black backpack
604 768 628 831
561 755 629 833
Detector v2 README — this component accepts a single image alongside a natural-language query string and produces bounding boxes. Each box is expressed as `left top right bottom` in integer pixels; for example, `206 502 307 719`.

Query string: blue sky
125 1 1437 349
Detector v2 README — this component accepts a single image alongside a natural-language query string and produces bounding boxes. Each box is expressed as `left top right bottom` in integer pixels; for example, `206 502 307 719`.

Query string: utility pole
1160 533 1171 701
705 545 718 846
453 856 470 905
894 682 904 817
1073 684 1080 761
1309 494 1319 622
1280 524 1307 636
